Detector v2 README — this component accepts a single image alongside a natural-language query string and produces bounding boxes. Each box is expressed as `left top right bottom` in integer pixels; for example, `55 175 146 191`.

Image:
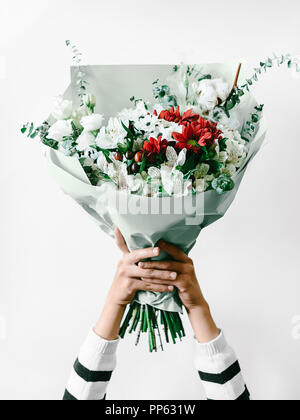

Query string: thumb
115 227 130 254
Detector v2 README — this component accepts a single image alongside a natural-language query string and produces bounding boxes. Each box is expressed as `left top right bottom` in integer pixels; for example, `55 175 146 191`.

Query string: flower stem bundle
119 302 185 352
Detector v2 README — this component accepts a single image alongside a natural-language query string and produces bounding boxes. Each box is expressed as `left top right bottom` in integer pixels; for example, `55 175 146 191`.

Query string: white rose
47 120 73 142
51 96 73 121
80 114 104 131
76 131 95 152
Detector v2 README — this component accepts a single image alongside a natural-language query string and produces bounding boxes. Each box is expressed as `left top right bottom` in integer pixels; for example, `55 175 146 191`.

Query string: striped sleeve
63 329 119 400
194 331 250 401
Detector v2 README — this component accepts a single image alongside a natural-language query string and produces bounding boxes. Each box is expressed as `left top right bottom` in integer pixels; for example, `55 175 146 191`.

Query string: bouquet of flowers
22 44 299 351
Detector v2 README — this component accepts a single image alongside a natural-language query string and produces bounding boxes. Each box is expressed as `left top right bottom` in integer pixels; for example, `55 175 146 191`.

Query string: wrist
105 299 128 310
186 300 210 315
94 300 127 341
187 303 219 343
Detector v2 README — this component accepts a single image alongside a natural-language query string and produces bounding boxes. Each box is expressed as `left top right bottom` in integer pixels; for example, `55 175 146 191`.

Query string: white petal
166 146 178 165
148 167 161 179
176 148 187 166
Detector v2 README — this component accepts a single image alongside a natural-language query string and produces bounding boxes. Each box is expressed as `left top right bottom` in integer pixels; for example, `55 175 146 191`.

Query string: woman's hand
138 240 219 343
107 228 177 307
138 240 205 312
94 229 177 340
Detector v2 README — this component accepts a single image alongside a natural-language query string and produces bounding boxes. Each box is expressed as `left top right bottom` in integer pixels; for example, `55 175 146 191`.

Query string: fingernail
153 247 160 255
168 286 174 291
170 272 177 279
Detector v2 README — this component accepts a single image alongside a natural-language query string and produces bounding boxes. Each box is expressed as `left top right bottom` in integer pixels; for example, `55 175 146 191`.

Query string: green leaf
139 157 147 174
42 138 59 150
117 142 128 154
225 99 235 111
121 121 135 140
179 155 195 174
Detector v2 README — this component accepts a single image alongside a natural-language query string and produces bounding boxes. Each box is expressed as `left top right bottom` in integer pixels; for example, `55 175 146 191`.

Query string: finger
157 240 190 262
115 227 129 254
135 280 174 293
128 266 177 280
139 260 186 273
127 246 160 264
141 277 176 287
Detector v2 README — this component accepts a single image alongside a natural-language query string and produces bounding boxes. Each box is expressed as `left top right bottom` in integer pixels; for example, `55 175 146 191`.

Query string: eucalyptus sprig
223 53 300 114
65 40 88 102
242 104 264 142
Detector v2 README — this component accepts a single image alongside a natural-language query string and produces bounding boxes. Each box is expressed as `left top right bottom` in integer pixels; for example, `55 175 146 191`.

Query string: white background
0 0 300 401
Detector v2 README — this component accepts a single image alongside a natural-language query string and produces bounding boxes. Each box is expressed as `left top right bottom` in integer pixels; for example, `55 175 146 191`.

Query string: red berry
131 163 140 174
115 152 123 161
125 150 134 160
134 152 143 162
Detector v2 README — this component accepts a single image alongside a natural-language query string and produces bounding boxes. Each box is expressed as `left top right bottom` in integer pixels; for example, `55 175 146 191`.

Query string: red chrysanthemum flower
142 136 168 162
156 106 199 127
158 106 182 124
180 109 200 126
172 117 223 153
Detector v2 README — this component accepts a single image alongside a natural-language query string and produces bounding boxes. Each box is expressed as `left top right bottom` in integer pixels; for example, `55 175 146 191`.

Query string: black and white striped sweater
64 330 250 401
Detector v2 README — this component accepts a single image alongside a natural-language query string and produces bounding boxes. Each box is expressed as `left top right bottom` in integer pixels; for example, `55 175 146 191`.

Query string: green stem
120 304 186 351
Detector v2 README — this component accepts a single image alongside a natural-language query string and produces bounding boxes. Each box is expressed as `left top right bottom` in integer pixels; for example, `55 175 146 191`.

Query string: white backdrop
0 0 300 401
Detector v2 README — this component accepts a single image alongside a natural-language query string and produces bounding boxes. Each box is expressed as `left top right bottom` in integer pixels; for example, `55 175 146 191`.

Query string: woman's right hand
106 228 178 307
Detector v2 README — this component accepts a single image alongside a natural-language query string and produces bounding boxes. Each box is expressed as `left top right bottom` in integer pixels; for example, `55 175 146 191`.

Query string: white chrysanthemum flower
134 113 159 133
118 101 148 126
76 131 96 152
47 119 73 142
80 114 104 131
51 96 73 121
152 103 164 116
